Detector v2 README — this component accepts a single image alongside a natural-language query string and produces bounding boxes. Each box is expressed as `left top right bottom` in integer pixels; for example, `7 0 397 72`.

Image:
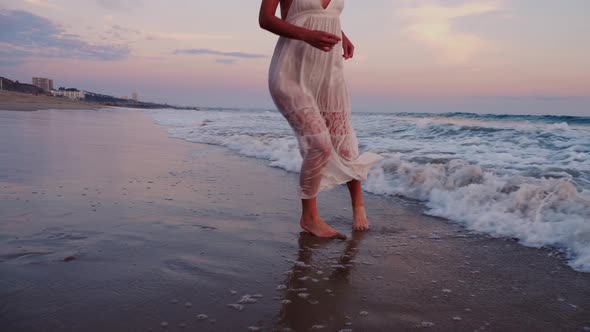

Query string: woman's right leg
282 107 345 239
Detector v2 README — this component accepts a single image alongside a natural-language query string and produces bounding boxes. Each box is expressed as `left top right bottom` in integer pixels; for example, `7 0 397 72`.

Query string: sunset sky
1 0 589 115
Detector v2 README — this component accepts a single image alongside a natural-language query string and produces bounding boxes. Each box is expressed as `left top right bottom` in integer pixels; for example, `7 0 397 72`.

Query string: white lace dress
268 0 383 199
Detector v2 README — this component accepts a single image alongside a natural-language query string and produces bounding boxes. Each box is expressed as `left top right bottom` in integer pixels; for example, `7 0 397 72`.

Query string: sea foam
141 108 590 272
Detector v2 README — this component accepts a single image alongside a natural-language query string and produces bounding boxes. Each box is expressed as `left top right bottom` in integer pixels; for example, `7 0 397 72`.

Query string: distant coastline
0 90 102 112
0 76 198 111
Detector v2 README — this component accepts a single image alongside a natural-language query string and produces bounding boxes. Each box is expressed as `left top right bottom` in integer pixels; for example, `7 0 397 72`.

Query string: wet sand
0 90 101 111
0 108 589 331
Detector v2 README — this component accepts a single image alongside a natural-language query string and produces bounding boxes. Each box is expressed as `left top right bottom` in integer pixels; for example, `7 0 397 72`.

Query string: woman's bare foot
352 206 370 231
300 216 346 240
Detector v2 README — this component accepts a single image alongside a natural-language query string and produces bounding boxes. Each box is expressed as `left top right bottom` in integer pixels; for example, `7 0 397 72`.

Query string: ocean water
141 107 590 272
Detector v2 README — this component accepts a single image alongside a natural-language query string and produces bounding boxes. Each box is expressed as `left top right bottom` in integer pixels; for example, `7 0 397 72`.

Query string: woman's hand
342 31 354 60
259 0 342 52
302 30 341 52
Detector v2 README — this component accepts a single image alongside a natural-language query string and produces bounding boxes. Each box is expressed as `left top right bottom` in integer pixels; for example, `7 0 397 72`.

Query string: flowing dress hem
299 152 384 199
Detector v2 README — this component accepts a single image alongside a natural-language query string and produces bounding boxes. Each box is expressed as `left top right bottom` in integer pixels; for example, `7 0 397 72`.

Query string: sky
1 0 589 115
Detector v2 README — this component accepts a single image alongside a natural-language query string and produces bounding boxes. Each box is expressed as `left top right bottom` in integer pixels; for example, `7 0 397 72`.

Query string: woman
259 0 383 239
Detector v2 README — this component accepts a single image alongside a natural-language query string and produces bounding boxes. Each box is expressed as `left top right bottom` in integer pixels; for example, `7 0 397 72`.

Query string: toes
303 227 345 239
332 232 347 240
353 224 370 231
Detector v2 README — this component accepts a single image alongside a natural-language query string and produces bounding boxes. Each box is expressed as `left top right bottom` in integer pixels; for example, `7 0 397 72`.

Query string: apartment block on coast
32 77 54 91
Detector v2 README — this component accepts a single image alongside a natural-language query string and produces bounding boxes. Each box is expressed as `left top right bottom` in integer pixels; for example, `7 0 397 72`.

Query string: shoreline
0 90 189 112
0 108 589 331
0 90 105 111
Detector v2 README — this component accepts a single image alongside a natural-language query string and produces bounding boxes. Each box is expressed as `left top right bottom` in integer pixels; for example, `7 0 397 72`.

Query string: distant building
32 77 54 91
132 91 139 101
51 88 85 100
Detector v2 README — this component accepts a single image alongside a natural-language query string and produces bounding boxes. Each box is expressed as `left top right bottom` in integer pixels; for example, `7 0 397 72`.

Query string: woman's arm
259 0 341 52
341 30 355 60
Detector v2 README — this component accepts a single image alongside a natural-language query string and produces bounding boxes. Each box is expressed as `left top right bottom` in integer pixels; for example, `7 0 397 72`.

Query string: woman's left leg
321 111 371 231
346 179 370 231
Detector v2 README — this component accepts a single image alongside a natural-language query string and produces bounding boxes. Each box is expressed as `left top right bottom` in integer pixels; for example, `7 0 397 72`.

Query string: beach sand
0 108 589 331
0 90 101 111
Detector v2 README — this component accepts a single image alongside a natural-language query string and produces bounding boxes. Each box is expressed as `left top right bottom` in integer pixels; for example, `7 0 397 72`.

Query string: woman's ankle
352 203 365 210
301 212 320 222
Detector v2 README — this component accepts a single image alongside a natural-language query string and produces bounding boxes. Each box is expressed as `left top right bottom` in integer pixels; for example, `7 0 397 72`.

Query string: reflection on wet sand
277 231 367 331
3 109 590 331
